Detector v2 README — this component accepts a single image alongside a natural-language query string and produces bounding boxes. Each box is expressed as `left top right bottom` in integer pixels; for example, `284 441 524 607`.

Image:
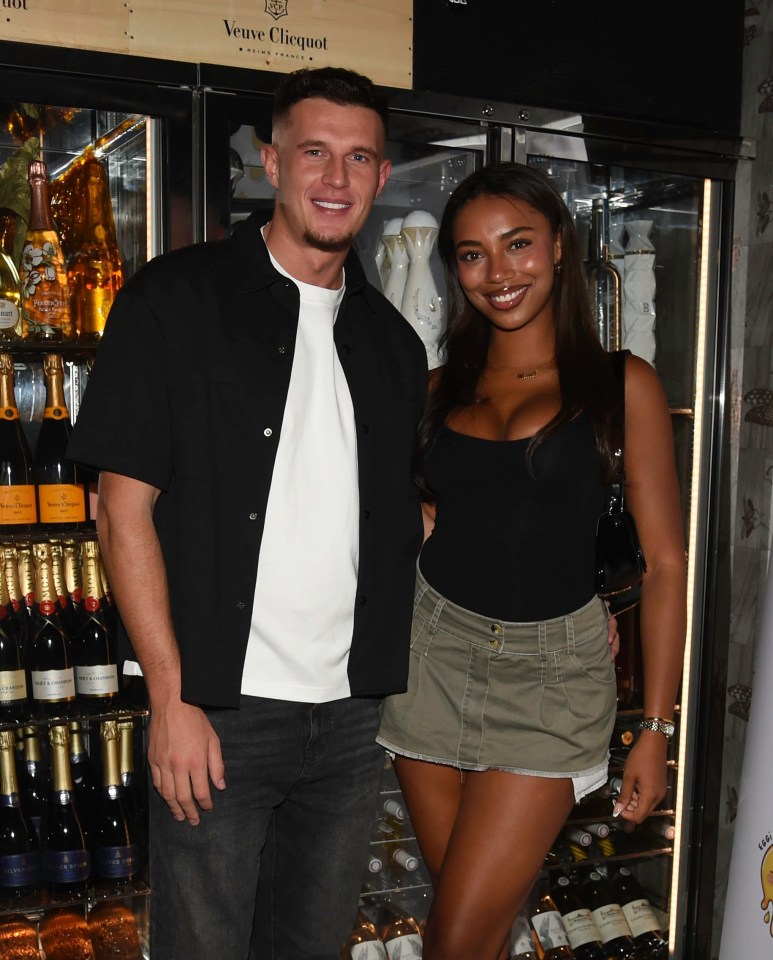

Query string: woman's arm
612 355 687 822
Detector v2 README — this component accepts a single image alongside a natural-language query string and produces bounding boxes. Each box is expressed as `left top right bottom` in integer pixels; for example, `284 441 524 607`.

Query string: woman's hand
606 605 620 661
612 731 668 823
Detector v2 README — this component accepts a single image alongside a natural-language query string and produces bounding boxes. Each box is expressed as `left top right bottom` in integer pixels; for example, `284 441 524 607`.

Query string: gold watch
638 717 675 740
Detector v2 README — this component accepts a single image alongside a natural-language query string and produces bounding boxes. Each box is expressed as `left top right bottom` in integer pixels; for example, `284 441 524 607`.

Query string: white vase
622 219 656 364
381 217 409 310
399 210 444 368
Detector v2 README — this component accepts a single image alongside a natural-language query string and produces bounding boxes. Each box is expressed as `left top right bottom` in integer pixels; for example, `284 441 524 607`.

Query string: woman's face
451 193 561 334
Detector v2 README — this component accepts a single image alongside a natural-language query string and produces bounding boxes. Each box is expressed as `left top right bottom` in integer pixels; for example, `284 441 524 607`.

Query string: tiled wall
712 3 773 953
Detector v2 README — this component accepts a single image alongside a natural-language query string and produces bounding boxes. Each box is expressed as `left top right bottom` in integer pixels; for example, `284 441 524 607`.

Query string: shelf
0 878 150 920
0 698 149 731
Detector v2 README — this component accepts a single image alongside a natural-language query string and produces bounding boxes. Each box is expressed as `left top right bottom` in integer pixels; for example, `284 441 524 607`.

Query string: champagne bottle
344 908 388 959
0 728 41 897
549 874 608 960
0 566 27 715
92 719 140 882
39 906 96 960
581 870 636 958
0 914 43 959
529 892 575 958
377 898 423 959
20 159 73 342
33 354 86 528
66 156 124 342
62 538 83 635
43 723 90 891
17 726 47 842
586 196 622 352
2 543 29 657
0 354 37 533
29 541 76 713
73 540 118 702
611 867 668 958
69 721 98 842
15 540 35 619
0 247 21 342
49 540 71 621
88 900 143 960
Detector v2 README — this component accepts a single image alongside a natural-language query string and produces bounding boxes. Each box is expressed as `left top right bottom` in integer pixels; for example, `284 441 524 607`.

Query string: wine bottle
0 246 21 342
73 540 118 702
581 870 636 958
28 541 75 714
382 797 408 825
613 609 642 709
17 726 47 842
39 906 96 960
0 728 41 898
92 719 140 882
43 723 90 891
511 912 539 960
344 908 388 960
66 155 124 342
88 900 143 960
15 541 35 619
366 852 383 875
529 891 575 958
20 159 74 342
644 818 676 843
0 354 37 533
69 721 98 842
0 913 43 958
586 196 622 351
388 845 419 878
549 874 608 960
32 353 87 528
0 568 26 717
377 898 423 959
49 540 71 620
611 867 668 958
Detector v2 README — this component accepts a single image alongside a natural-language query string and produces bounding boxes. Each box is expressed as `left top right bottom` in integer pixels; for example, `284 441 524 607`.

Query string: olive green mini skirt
377 569 617 801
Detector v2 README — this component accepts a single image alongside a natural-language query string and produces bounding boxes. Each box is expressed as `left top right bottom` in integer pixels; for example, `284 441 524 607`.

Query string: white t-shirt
240 247 359 702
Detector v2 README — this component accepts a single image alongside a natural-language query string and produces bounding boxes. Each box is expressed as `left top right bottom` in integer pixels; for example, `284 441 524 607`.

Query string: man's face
262 98 391 255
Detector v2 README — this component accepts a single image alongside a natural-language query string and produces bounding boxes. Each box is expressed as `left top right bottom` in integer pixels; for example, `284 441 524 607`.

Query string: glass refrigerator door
514 126 730 958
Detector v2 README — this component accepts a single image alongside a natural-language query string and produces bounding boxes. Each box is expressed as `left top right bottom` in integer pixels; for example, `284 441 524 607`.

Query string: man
67 66 427 959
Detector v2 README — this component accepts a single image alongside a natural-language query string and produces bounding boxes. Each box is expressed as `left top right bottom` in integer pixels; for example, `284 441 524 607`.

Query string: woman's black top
419 415 607 622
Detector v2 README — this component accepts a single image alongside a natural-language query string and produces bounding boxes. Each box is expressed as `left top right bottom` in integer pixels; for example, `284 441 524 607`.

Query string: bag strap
608 349 630 509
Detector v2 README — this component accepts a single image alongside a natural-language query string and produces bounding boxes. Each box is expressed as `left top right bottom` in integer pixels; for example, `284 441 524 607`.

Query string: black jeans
148 695 384 959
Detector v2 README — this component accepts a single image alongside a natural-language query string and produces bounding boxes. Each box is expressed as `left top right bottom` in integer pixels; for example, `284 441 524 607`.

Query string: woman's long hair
416 162 619 489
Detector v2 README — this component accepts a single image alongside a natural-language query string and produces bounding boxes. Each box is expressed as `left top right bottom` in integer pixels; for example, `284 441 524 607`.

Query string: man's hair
271 66 389 133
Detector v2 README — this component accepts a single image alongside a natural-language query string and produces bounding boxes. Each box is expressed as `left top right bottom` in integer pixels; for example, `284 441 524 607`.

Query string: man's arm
97 471 225 825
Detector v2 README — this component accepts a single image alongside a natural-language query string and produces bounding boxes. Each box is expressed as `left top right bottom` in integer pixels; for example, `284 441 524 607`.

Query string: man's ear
261 144 279 188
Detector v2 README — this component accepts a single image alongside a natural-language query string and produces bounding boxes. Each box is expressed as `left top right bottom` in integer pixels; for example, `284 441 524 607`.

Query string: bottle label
0 299 18 330
31 667 76 701
0 484 38 524
562 907 603 948
621 898 661 937
0 668 27 702
384 934 422 959
511 915 536 953
43 847 91 885
351 942 388 960
530 909 570 950
591 903 633 942
75 663 119 697
38 483 87 523
0 851 40 888
94 843 141 879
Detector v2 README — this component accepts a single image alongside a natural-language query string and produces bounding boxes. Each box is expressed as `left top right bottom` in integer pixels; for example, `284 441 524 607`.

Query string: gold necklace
487 357 556 380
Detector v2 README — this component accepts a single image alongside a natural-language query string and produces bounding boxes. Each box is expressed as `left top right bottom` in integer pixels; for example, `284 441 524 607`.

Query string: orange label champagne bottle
33 354 86 527
20 160 73 342
0 353 37 531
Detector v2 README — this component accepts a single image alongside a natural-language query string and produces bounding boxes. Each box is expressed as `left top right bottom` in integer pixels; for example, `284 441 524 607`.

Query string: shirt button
342 343 352 354
358 594 367 605
236 602 245 610
249 513 258 520
278 346 286 354
361 423 370 434
363 509 371 520
263 427 273 437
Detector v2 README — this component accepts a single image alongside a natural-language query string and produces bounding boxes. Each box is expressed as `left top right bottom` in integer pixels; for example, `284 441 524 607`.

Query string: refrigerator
0 35 743 957
203 77 742 958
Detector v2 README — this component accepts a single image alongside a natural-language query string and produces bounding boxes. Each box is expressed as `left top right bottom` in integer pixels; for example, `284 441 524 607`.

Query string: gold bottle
20 159 73 342
67 156 123 341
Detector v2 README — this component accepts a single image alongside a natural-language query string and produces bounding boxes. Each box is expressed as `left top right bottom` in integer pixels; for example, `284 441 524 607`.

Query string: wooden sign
0 0 413 90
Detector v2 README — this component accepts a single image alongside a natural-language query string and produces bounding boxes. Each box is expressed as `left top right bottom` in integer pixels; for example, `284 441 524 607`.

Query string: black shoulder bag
594 350 647 616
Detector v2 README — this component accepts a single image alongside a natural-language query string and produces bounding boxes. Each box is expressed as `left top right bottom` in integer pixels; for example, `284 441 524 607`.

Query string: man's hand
147 700 226 825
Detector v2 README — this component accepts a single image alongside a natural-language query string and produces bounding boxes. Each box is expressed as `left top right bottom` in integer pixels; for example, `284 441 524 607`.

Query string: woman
377 162 686 959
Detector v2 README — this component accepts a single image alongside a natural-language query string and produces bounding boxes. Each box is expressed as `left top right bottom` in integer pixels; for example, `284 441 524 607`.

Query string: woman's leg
407 766 575 960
